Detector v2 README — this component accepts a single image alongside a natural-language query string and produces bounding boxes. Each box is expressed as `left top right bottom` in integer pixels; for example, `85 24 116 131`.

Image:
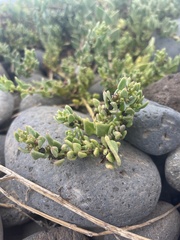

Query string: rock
125 100 180 155
0 63 9 77
22 226 89 240
165 146 180 192
20 94 65 112
143 73 180 112
89 77 104 99
34 49 46 75
155 18 180 71
103 201 180 240
0 135 6 167
19 71 46 84
5 106 161 228
0 215 3 240
21 221 45 239
0 90 14 127
0 181 30 227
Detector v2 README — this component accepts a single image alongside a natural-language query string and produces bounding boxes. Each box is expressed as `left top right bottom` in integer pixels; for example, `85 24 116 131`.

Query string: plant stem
81 97 95 121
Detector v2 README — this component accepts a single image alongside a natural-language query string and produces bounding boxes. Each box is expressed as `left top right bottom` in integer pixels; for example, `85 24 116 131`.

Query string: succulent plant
0 0 179 169
14 77 147 169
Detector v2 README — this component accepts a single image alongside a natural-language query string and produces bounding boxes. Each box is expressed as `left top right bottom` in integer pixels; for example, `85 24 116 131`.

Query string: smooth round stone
0 90 14 127
143 73 180 112
20 94 65 112
165 146 180 192
0 215 3 240
0 181 30 227
5 106 161 228
103 201 180 240
22 226 89 240
155 18 180 72
125 100 180 155
19 71 45 84
0 63 9 77
0 135 5 167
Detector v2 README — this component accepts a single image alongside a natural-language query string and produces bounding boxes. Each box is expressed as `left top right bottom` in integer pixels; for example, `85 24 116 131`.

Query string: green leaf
73 143 81 153
37 136 46 148
95 6 104 19
51 146 59 158
117 78 127 91
46 134 54 146
26 126 39 138
95 123 110 137
31 150 46 160
104 136 121 166
54 159 65 166
78 151 87 158
67 150 76 160
110 28 120 41
83 119 96 136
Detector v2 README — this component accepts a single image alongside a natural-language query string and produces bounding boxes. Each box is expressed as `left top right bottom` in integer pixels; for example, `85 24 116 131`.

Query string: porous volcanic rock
4 106 161 228
22 226 89 240
0 90 14 127
165 146 180 192
103 201 180 240
125 100 180 155
143 73 180 112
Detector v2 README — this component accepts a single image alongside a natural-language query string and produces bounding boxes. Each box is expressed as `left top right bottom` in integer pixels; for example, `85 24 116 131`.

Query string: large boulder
3 106 161 228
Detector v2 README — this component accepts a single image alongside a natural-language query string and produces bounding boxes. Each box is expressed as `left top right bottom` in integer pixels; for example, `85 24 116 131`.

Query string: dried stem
81 97 95 121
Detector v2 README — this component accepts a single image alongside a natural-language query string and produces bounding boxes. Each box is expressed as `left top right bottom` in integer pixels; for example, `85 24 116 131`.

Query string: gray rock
0 181 30 227
0 216 3 240
5 106 161 228
0 135 6 167
165 146 180 192
19 71 46 84
89 77 104 99
0 90 14 127
20 94 65 112
103 201 180 240
22 226 89 240
0 63 9 77
125 100 180 155
34 49 45 74
143 73 180 112
155 18 180 59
